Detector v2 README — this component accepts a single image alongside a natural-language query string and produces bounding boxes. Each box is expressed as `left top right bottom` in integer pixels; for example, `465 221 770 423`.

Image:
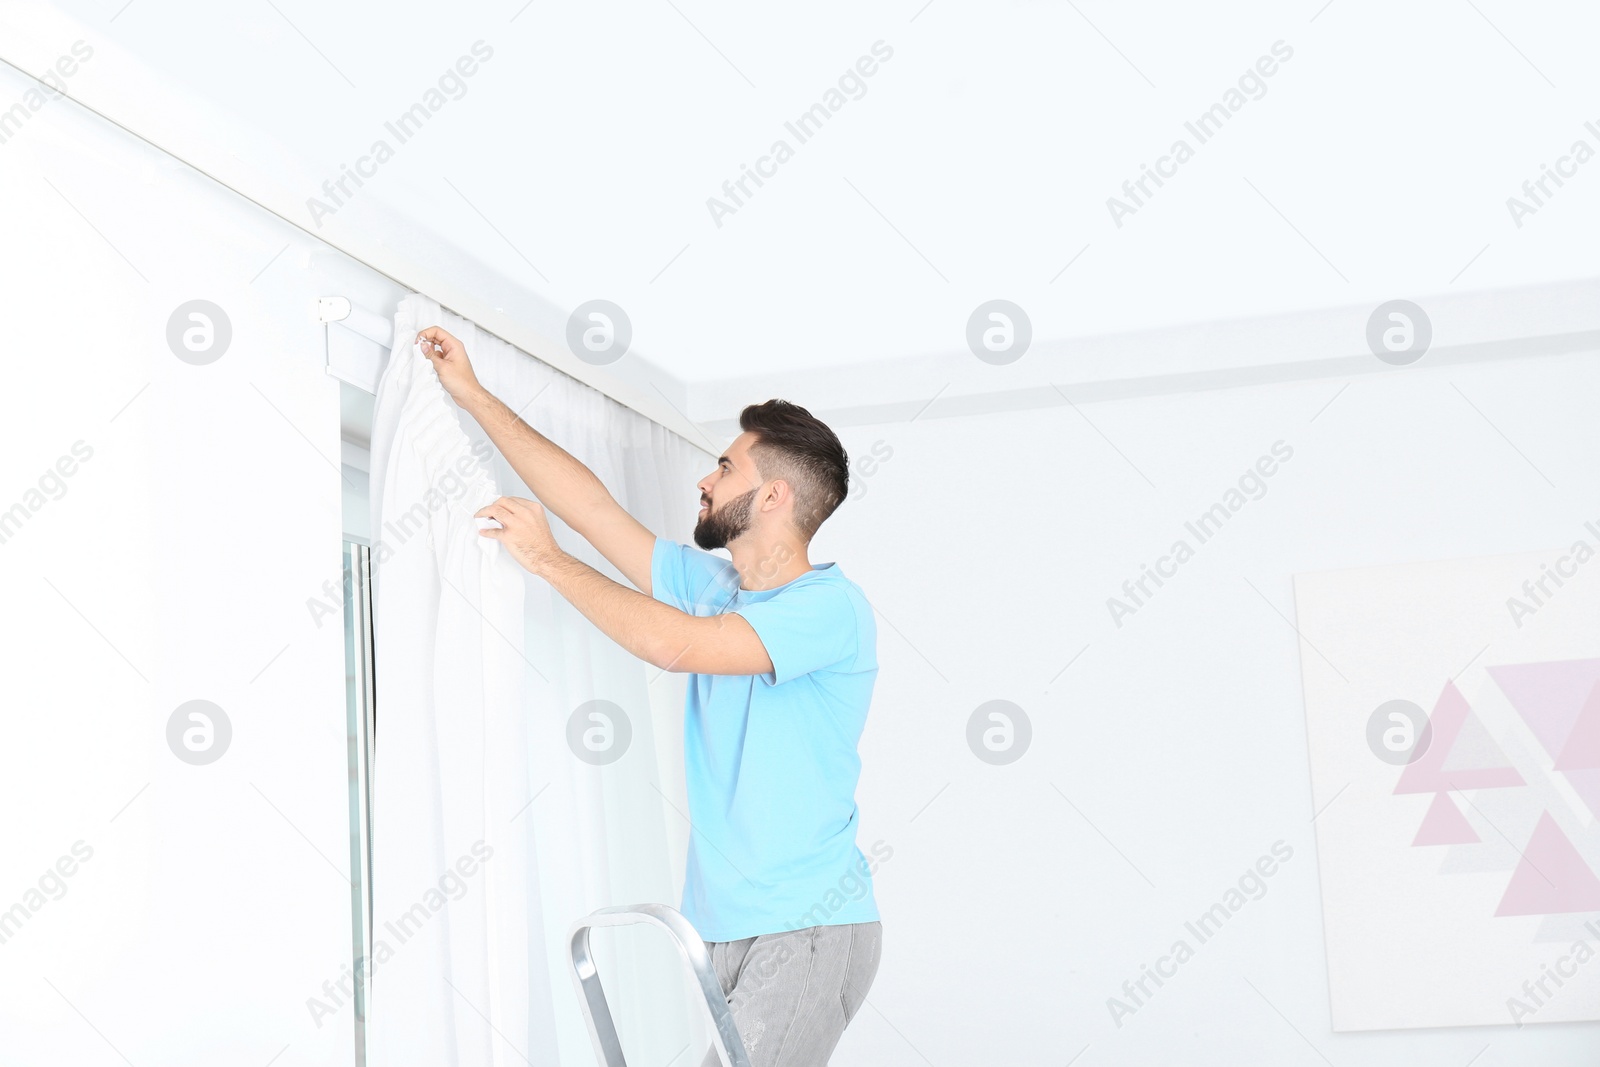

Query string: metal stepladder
568 903 753 1067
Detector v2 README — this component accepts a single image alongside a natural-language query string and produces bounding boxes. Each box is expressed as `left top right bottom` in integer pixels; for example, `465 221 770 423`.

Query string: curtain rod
0 51 716 456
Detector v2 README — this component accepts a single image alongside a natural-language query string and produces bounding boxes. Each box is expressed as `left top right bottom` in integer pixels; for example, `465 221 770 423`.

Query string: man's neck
728 535 813 591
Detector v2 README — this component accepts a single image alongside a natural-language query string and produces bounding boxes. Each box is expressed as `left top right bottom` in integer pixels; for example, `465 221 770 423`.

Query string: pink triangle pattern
1564 769 1600 823
1554 682 1600 771
1491 661 1600 820
1495 811 1600 916
1413 792 1480 846
1394 681 1524 795
1488 659 1600 760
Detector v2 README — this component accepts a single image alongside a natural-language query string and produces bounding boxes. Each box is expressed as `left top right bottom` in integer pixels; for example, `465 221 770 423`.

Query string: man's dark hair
738 399 848 541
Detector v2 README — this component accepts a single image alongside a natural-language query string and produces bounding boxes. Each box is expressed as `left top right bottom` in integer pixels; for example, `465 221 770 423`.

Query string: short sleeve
733 582 858 686
651 537 734 612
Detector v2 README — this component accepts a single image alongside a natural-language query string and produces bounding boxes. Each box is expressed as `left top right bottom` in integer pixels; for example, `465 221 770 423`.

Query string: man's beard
693 487 758 550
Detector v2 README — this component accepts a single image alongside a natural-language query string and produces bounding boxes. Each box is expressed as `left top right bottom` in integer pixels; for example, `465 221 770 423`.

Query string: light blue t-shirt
650 537 881 942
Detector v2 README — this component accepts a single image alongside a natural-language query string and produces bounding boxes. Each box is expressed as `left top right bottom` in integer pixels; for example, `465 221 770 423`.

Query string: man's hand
475 496 564 576
416 326 482 402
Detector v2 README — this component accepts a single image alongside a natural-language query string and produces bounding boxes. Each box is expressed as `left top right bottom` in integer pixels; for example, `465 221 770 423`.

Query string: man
415 326 883 1066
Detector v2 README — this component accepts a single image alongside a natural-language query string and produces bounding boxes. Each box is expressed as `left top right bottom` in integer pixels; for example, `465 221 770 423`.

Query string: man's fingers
416 326 461 358
475 496 529 519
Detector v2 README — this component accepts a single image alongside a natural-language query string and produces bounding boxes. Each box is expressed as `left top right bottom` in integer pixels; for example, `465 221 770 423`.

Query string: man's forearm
459 386 610 526
539 549 688 669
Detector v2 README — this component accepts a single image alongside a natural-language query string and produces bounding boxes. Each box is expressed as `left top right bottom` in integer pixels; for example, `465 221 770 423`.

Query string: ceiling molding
692 278 1600 434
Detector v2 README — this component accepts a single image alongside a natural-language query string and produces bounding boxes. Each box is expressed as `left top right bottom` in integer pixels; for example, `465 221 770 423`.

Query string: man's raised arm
415 326 657 595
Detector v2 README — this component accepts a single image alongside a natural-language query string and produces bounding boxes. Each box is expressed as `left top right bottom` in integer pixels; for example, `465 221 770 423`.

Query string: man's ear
760 478 790 512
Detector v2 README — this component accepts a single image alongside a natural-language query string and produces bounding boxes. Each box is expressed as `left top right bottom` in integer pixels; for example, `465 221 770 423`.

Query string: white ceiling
6 0 1599 419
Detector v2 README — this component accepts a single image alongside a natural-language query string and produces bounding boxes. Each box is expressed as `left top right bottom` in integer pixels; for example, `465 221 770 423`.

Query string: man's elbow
644 628 729 675
644 631 696 673
641 617 769 676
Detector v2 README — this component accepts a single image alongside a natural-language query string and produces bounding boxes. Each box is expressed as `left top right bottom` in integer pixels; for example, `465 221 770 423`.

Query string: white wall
9 25 1600 1067
813 347 1600 1065
0 61 403 1065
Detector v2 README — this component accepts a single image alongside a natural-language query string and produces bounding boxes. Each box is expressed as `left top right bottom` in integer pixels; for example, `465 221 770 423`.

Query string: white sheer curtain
368 293 716 1066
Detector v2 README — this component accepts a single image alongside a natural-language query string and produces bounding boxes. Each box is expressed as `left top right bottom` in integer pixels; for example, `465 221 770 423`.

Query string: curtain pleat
368 294 714 1066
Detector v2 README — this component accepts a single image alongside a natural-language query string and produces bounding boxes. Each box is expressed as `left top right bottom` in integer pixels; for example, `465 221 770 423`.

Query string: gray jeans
697 921 883 1067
